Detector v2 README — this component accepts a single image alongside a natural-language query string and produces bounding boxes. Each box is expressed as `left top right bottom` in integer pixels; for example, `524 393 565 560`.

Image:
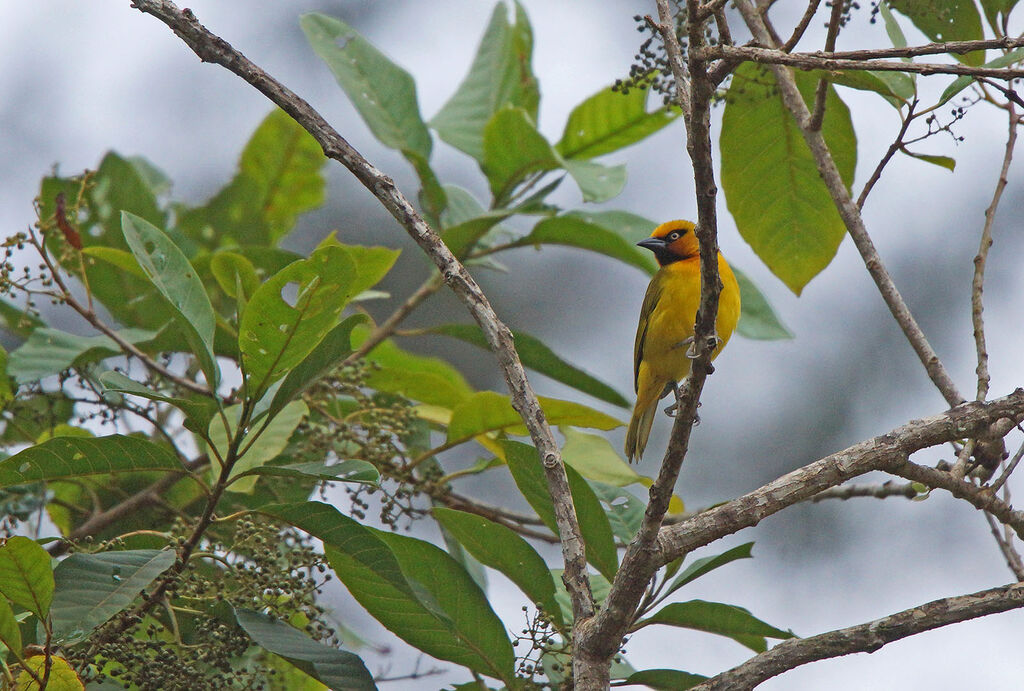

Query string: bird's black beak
636 237 667 251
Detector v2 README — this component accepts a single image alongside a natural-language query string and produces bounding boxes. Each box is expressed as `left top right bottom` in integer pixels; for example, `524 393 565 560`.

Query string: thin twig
128 0 596 630
342 272 444 366
810 480 919 502
735 0 966 409
856 100 917 209
781 0 823 52
989 436 1024 494
807 0 844 132
984 511 1024 580
706 35 1024 62
692 582 1024 690
973 103 1016 402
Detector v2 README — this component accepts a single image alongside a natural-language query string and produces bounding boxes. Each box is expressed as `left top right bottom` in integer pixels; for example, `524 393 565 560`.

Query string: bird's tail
625 388 660 463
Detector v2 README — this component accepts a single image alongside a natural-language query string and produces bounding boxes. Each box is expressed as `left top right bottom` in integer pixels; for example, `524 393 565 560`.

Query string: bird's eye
668 231 680 241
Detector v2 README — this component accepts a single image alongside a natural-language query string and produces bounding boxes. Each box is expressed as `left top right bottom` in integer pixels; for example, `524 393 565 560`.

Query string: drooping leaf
640 600 795 652
261 502 516 683
239 459 379 485
50 550 176 643
301 14 431 162
556 81 679 159
733 267 793 340
8 327 156 384
889 0 984 65
0 536 53 619
239 245 356 394
622 669 708 690
430 2 539 160
823 69 914 108
720 64 857 294
121 211 219 386
664 543 755 598
265 314 367 423
426 324 628 407
518 215 656 273
432 508 564 628
0 435 181 489
482 107 559 205
99 371 219 436
503 441 618 581
235 608 377 691
177 110 327 246
447 392 621 444
902 150 957 171
938 48 1024 106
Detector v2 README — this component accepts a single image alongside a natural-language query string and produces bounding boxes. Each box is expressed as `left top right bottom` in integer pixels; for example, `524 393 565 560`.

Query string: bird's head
637 220 699 266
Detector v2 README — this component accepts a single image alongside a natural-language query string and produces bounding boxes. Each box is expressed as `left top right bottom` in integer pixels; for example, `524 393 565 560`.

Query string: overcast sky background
3 1 1024 689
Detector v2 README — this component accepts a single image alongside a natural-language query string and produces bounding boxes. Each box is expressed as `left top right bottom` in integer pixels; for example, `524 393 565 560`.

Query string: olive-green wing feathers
633 275 664 393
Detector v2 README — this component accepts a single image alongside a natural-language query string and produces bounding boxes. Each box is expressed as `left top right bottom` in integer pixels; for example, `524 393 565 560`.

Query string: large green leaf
640 600 795 652
0 536 53 619
0 435 181 489
447 392 621 444
8 327 155 384
239 245 356 394
503 441 618 581
720 64 857 294
261 502 516 684
235 608 376 691
122 211 219 386
177 110 326 246
482 107 559 204
426 324 628 407
518 216 655 273
265 314 367 423
301 14 431 162
430 2 539 160
556 82 679 159
889 0 984 65
733 267 793 340
622 669 708 690
50 550 176 643
432 508 564 628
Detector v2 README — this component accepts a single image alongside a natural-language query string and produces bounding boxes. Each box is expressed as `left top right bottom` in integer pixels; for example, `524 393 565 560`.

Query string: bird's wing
633 275 664 393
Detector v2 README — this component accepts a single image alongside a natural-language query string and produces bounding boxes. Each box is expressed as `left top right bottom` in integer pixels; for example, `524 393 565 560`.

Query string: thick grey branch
128 0 596 622
693 582 1024 690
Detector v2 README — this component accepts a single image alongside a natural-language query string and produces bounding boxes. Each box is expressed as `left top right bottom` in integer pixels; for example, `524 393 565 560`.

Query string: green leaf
235 608 377 691
0 597 22 657
556 82 679 159
177 110 327 247
211 400 307 489
520 215 656 273
0 536 53 619
121 211 219 386
81 246 146 279
427 324 628 407
889 0 984 65
822 69 914 107
664 543 755 597
590 482 646 543
15 654 84 691
622 669 708 690
902 150 957 170
640 600 795 652
733 267 793 340
440 185 514 258
550 569 611 626
265 314 367 423
50 550 176 644
432 508 564 628
503 441 618 581
560 158 627 203
938 47 1024 106
239 245 356 394
8 327 156 384
879 1 909 48
301 14 431 162
430 2 539 160
560 427 641 486
482 107 559 204
720 64 857 295
261 502 516 683
980 0 1020 28
320 240 400 299
239 459 379 485
0 300 44 339
210 251 260 299
99 371 218 436
0 435 181 489
567 210 659 256
447 392 621 444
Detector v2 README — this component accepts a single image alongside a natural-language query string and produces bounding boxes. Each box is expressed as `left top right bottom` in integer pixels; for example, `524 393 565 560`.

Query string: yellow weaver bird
625 220 741 463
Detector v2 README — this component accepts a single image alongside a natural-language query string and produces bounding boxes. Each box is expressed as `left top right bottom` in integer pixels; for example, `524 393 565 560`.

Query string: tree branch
692 582 1024 690
655 390 1024 565
809 480 919 502
127 0 596 629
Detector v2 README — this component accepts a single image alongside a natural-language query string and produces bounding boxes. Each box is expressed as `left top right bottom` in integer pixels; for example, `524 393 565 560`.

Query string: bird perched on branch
625 220 741 463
